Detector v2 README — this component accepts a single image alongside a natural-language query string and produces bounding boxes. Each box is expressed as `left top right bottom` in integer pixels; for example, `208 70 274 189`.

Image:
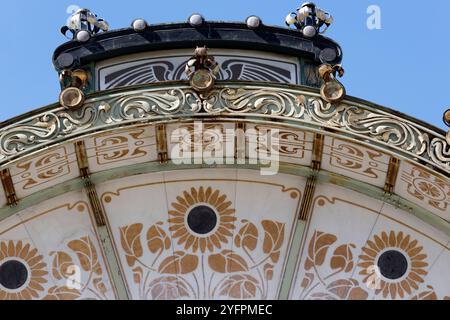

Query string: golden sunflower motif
358 231 428 299
168 187 237 253
0 241 48 300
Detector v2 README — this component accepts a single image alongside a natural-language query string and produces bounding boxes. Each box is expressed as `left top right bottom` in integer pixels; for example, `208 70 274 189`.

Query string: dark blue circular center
0 260 28 290
377 250 408 280
187 205 217 235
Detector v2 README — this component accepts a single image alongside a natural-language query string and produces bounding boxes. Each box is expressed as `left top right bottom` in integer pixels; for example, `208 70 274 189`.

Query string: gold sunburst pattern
296 228 450 300
358 231 429 299
119 185 289 300
168 187 237 253
0 236 111 300
0 241 48 300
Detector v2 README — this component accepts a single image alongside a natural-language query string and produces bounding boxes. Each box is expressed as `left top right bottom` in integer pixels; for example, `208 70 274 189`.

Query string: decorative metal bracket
285 2 333 38
318 64 346 103
185 46 219 93
61 8 109 41
59 69 89 110
444 109 450 144
59 69 89 89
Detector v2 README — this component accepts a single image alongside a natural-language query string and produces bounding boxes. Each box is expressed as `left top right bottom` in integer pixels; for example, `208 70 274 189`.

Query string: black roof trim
53 22 343 70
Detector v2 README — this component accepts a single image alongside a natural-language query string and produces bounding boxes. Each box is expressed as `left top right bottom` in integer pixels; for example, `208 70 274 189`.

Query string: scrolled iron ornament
0 113 60 159
0 84 448 172
303 95 449 169
429 138 450 166
203 88 305 118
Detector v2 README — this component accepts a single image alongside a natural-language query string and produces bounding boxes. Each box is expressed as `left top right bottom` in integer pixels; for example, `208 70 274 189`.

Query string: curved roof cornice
53 22 343 71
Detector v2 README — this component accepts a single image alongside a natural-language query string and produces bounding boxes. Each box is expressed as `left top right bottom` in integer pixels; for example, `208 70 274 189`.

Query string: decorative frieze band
0 84 448 173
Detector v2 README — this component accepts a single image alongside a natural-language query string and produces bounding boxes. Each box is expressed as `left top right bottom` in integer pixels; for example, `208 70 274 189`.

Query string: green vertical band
98 226 130 300
278 220 307 300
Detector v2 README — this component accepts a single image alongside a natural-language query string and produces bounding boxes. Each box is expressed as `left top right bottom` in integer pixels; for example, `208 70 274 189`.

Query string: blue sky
0 0 449 130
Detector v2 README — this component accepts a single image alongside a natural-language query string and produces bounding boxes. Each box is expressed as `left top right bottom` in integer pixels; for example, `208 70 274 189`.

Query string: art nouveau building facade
0 6 449 300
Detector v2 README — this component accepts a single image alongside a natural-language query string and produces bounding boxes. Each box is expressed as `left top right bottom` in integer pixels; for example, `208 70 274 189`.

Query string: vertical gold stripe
85 180 106 226
75 140 90 178
0 168 17 206
236 122 246 162
298 176 317 221
384 157 400 194
156 124 168 164
312 133 324 171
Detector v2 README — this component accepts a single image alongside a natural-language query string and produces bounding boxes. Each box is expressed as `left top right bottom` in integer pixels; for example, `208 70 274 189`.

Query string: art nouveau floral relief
322 137 390 187
296 230 368 300
358 231 429 299
0 236 112 300
397 162 450 221
85 126 157 173
48 236 111 300
296 230 449 300
245 124 314 167
9 145 79 198
119 186 287 300
0 240 48 300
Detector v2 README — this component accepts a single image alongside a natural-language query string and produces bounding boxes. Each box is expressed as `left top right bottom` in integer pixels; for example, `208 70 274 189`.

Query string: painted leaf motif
220 274 259 299
264 263 274 281
158 251 198 274
132 266 143 284
410 286 438 300
209 250 248 273
234 220 258 251
300 273 315 289
68 236 102 275
330 244 356 273
262 220 285 263
309 292 338 300
93 278 108 298
148 276 190 300
305 231 337 271
42 286 81 300
326 279 368 300
0 240 26 260
51 251 75 280
120 224 143 267
147 222 171 254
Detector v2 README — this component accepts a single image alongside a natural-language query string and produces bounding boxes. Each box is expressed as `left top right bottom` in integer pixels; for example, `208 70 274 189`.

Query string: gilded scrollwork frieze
0 85 448 172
